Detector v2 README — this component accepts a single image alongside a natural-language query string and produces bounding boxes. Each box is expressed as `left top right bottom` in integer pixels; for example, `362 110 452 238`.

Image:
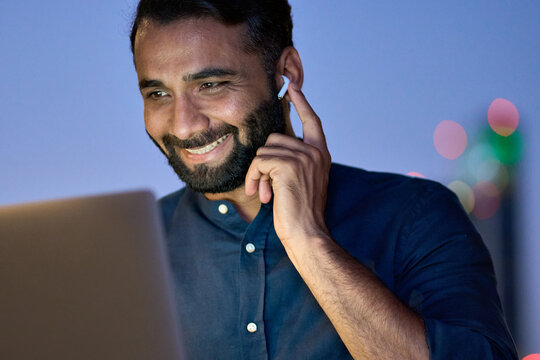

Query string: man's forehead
133 17 255 72
134 19 264 85
135 17 247 54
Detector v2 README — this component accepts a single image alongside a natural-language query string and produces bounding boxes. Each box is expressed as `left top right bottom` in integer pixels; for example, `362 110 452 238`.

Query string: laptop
0 190 185 360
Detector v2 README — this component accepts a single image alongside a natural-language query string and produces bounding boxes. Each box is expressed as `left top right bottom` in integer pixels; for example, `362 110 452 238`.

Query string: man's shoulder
158 187 187 207
157 187 187 229
329 163 448 200
327 163 461 227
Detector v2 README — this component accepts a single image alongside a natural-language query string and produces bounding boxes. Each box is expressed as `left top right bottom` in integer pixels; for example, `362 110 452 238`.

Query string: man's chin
168 157 248 194
182 175 246 194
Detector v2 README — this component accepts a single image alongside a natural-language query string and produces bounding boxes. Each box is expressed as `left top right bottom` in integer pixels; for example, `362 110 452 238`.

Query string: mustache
162 125 239 149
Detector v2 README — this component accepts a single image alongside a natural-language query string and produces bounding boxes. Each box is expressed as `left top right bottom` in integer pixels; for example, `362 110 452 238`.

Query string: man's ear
275 46 304 93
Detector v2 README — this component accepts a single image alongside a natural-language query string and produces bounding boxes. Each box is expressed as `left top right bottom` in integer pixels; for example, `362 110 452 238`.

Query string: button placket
237 203 272 358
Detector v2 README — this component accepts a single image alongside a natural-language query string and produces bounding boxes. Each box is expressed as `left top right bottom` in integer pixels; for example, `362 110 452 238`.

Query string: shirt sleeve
393 181 518 359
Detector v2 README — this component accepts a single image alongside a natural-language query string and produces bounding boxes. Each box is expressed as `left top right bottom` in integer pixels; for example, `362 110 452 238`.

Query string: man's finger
245 158 277 199
258 176 273 204
287 85 327 151
245 168 261 197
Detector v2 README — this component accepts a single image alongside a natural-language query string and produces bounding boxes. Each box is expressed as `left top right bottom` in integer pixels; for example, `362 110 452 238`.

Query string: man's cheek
237 131 251 146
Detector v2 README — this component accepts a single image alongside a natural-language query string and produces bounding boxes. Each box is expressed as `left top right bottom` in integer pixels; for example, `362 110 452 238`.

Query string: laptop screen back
0 190 184 360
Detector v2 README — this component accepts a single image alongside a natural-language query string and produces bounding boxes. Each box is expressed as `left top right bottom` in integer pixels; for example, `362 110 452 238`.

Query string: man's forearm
283 235 429 360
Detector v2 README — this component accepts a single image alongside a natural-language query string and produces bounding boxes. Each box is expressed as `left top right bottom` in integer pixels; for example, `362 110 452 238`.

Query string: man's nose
169 94 209 140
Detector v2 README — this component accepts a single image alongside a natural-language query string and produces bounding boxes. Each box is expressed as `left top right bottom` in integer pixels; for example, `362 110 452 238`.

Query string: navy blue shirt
159 163 517 359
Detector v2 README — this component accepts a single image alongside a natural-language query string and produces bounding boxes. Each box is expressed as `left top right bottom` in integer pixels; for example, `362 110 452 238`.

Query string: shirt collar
185 187 273 237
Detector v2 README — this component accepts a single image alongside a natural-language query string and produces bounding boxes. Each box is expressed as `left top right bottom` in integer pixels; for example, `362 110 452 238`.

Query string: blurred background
1 0 538 356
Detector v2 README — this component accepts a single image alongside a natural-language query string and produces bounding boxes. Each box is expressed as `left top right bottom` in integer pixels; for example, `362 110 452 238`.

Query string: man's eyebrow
183 68 238 82
138 68 238 90
139 79 164 90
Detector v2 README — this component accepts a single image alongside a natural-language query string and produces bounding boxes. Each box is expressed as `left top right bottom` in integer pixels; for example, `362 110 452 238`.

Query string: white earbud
277 75 290 100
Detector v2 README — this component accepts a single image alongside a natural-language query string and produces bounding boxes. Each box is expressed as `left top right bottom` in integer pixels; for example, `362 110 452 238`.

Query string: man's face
134 18 285 193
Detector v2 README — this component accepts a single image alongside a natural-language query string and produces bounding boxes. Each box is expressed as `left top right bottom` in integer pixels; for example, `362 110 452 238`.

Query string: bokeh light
467 143 498 182
407 172 425 178
433 120 468 160
472 181 501 219
488 98 519 137
522 354 540 360
476 158 503 183
489 130 523 165
492 164 510 193
464 127 519 193
448 180 475 214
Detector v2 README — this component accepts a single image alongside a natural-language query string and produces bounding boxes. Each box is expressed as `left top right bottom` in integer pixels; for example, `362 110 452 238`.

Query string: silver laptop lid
0 190 184 360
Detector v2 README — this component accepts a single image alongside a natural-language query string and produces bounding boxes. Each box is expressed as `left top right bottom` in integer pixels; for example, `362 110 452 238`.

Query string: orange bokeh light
522 354 540 360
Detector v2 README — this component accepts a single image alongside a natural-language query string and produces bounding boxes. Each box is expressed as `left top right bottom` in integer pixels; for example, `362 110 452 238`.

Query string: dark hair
130 0 293 74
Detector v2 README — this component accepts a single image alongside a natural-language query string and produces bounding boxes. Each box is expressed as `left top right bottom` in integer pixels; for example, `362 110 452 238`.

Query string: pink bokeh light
433 120 468 160
523 355 540 360
407 172 425 178
488 98 519 137
472 181 501 219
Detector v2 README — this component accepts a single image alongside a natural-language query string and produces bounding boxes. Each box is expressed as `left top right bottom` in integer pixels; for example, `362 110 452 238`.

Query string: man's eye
200 82 227 92
147 90 167 99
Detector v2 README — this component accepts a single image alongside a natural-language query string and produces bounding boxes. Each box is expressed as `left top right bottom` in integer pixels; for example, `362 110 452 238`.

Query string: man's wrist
281 230 337 269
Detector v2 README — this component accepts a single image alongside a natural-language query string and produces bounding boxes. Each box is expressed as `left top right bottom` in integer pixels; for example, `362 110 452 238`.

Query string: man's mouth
184 134 231 155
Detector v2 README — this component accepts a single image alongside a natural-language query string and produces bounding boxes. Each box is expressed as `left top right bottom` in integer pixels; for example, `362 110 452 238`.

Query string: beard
150 87 286 194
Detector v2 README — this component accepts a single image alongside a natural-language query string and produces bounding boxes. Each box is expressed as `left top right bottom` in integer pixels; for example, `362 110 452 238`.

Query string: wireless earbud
277 75 290 100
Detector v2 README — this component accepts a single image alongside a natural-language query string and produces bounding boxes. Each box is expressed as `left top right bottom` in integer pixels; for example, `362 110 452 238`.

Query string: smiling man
130 1 517 359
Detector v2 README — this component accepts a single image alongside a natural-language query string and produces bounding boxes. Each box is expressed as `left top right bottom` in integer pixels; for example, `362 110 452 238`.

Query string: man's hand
245 83 429 359
244 84 332 246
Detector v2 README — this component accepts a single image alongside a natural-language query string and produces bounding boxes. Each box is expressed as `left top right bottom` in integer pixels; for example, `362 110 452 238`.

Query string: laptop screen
0 190 185 360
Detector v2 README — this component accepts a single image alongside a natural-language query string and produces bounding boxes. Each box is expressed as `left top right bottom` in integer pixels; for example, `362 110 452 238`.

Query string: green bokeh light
489 130 524 165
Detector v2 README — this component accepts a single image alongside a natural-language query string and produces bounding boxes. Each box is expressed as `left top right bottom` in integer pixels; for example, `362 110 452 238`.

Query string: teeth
185 134 230 155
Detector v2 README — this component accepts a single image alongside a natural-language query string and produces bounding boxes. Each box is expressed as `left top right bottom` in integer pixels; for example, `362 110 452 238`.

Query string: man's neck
204 185 262 222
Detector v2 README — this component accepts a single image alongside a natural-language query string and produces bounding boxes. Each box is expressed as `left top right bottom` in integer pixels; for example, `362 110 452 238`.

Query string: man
130 1 517 358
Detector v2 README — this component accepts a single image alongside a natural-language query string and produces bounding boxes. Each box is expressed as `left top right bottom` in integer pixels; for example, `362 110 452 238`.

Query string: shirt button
218 204 228 215
245 243 256 253
246 322 257 333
